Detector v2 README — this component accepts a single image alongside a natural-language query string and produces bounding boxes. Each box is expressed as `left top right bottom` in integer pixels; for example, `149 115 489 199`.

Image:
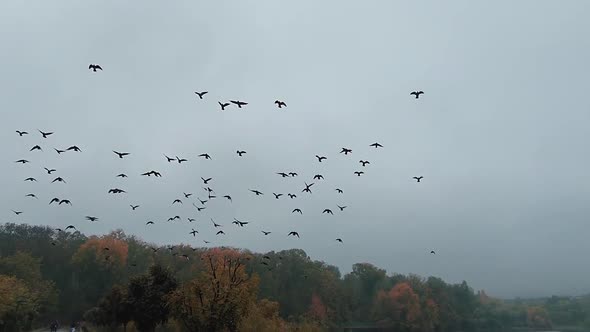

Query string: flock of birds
6 64 436 260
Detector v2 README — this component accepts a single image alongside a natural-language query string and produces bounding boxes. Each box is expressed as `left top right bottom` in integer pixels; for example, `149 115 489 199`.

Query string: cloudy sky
1 0 589 298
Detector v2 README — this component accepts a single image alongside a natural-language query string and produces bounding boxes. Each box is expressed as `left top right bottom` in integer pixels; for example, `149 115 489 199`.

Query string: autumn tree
373 282 423 331
0 275 40 331
238 299 287 332
167 248 259 332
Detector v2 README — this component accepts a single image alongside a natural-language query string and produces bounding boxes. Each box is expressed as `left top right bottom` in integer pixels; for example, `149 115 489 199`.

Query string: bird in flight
289 172 298 177
176 156 188 163
183 192 192 198
197 198 208 205
172 199 182 205
146 221 155 225
15 159 29 164
141 170 162 177
277 172 289 178
340 148 352 155
288 231 300 238
164 155 175 162
203 240 211 244
288 193 297 199
59 199 72 206
16 130 28 136
108 188 126 194
336 238 343 243
273 193 283 199
323 209 334 215
49 198 60 205
54 148 65 154
38 130 53 138
223 195 232 202
189 229 198 237
194 91 208 99
25 193 37 199
52 177 66 184
313 174 324 180
30 145 42 152
116 173 128 178
11 210 23 215
236 150 246 156
44 168 57 174
85 216 99 222
410 91 424 99
198 153 212 160
335 188 343 194
262 231 271 236
24 177 37 182
130 205 140 210
354 171 364 176
88 64 102 72
216 230 226 235
370 142 383 148
337 205 347 211
201 177 212 184
67 146 81 152
413 176 424 183
359 160 370 167
193 204 206 212
292 208 302 214
302 182 314 194
430 250 436 255
230 100 248 108
113 151 130 159
218 102 230 111
188 218 196 223
274 100 287 108
211 219 222 228
65 225 77 231
250 189 263 196
315 155 327 162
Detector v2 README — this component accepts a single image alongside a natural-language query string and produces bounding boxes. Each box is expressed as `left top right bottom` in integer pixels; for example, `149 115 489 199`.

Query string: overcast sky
1 0 589 298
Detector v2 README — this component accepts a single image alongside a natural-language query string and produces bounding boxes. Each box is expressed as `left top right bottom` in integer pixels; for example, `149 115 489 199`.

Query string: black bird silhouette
335 188 343 194
237 220 249 227
167 217 176 222
359 160 370 167
315 155 327 162
65 225 76 231
292 208 302 214
273 193 283 199
410 91 424 99
49 198 60 205
183 192 192 198
113 151 130 158
354 171 364 176
88 64 102 72
59 200 72 205
194 91 208 99
198 198 208 205
189 229 198 236
198 153 212 160
188 218 196 223
337 205 347 211
55 228 64 232
323 209 334 215
208 194 216 200
15 159 29 164
146 221 155 225
218 102 230 111
262 231 271 235
16 130 28 136
193 203 206 212
236 150 247 156
223 195 232 202
313 174 324 180
108 188 126 194
52 177 66 183
413 176 424 183
85 216 99 222
44 167 57 174
250 189 263 196
430 250 436 255
289 172 298 177
274 100 287 108
130 205 140 210
230 100 248 108
116 173 128 178
172 199 182 205
336 238 343 243
201 177 212 184
340 148 352 155
277 172 289 178
288 231 300 238
203 240 211 244
288 193 297 199
164 155 175 162
211 219 222 228
54 148 65 154
30 145 42 152
204 187 215 193
141 170 162 177
176 156 188 163
216 230 225 235
232 220 240 226
67 146 81 152
12 210 23 215
25 193 37 199
38 130 53 138
24 177 37 182
370 142 383 148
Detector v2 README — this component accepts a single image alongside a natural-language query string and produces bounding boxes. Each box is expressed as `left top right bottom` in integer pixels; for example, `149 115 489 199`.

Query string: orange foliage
75 234 128 267
309 293 328 321
375 282 422 330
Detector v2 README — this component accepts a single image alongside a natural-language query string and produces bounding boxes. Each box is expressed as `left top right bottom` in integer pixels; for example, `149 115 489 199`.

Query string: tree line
0 222 585 331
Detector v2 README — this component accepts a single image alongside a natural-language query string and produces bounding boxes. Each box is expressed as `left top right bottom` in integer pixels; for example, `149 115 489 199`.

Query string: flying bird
15 159 29 164
194 91 208 99
49 198 60 205
288 231 300 238
313 174 324 180
315 155 327 162
54 148 65 154
189 229 198 236
172 199 182 205
176 156 188 163
337 205 347 211
261 231 271 236
66 146 81 152
288 193 297 199
370 142 383 148
130 205 140 210
230 100 248 108
250 189 263 196
410 91 424 99
59 200 72 205
30 145 42 152
44 168 57 174
211 219 222 228
277 172 289 178
188 218 196 223
340 148 352 155
323 209 334 215
289 172 298 177
88 64 102 72
38 130 53 138
236 150 246 156
16 130 28 136
216 230 225 235
164 155 175 162
274 100 287 108
24 177 37 182
146 221 155 225
52 177 66 183
413 176 424 183
183 192 192 198
218 102 230 111
113 151 130 158
198 153 212 160
203 240 211 244
273 193 283 199
65 225 77 231
116 173 128 178
11 210 23 215
354 171 364 176
336 238 343 243
198 198 208 205
25 194 37 199
359 160 370 167
85 216 99 222
201 177 212 184
223 195 232 202
430 250 436 255
335 188 343 194
292 208 302 214
108 188 126 194
193 203 206 212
